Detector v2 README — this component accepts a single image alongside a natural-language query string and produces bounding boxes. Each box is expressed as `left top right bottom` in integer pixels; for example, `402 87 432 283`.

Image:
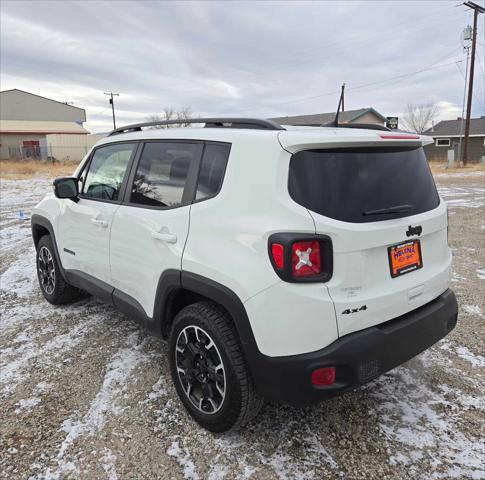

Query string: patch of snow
455 346 485 368
167 441 199 480
15 396 41 414
208 463 228 480
100 448 118 480
0 244 37 296
146 375 167 401
476 268 485 280
37 332 149 479
57 332 148 458
256 423 338 478
370 366 484 479
463 304 484 319
437 184 485 209
0 312 101 396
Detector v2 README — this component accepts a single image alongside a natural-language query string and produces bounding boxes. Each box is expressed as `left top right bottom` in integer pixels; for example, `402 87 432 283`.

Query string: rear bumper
249 289 458 406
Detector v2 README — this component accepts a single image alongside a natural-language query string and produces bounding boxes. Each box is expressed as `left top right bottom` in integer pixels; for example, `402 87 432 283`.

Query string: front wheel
36 235 82 304
168 301 263 432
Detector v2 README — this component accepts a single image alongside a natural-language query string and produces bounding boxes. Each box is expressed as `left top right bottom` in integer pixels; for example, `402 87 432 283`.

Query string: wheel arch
31 214 67 280
156 271 260 361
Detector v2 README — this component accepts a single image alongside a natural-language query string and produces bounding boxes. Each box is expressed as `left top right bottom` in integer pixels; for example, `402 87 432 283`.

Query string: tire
169 301 263 432
36 235 82 305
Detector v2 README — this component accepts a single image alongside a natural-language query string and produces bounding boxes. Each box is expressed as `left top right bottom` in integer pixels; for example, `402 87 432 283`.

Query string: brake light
379 134 420 140
311 367 336 386
271 243 284 269
291 240 321 277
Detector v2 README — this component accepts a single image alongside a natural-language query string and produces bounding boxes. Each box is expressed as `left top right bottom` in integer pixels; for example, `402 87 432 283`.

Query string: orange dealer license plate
388 240 423 278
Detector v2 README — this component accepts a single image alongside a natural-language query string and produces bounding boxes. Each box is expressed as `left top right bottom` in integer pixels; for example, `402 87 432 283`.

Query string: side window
82 143 136 201
130 142 202 208
195 143 230 201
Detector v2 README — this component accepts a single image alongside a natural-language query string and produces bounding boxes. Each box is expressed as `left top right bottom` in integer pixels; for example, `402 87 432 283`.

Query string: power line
475 47 485 79
231 58 462 114
456 61 484 109
269 5 464 72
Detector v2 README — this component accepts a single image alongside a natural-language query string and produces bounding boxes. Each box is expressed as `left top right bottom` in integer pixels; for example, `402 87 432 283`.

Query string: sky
1 0 484 133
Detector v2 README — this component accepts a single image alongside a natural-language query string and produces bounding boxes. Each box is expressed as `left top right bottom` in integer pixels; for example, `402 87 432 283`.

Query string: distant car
31 118 458 432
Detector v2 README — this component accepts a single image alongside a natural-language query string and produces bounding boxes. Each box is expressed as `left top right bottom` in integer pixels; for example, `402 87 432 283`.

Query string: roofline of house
0 131 89 135
425 133 484 138
0 89 87 120
350 107 387 123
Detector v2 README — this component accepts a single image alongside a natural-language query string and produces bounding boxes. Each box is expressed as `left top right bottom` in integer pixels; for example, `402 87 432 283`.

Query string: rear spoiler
278 131 433 153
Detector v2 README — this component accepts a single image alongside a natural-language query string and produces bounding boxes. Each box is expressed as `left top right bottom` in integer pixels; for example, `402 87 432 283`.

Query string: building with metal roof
0 89 94 160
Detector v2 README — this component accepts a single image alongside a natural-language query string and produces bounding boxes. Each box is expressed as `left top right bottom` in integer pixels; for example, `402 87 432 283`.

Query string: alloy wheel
175 325 226 414
38 246 56 295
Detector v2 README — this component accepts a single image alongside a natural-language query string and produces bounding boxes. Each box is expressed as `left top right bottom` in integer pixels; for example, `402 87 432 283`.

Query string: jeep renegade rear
31 118 458 432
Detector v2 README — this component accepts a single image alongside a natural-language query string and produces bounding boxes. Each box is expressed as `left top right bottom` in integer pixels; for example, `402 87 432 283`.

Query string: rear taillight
271 243 285 269
268 234 333 283
291 240 321 277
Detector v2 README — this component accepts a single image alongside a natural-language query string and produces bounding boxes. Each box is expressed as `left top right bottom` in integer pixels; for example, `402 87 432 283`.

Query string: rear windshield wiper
363 204 413 216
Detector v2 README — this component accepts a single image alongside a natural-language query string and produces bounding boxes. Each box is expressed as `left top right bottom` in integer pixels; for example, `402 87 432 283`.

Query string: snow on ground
1 172 484 479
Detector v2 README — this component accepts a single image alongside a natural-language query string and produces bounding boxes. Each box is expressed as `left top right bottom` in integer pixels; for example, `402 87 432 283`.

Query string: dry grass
429 161 485 175
0 159 80 179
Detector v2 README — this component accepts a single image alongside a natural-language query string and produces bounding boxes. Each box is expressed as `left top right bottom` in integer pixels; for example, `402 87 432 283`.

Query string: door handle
91 217 108 228
151 228 177 244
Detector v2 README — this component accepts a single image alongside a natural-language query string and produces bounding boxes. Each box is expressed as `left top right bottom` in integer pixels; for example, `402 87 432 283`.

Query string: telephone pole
104 92 119 129
341 83 345 112
462 1 484 166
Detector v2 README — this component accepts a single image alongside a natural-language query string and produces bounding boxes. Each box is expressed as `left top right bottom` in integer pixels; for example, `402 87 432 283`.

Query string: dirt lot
0 170 484 480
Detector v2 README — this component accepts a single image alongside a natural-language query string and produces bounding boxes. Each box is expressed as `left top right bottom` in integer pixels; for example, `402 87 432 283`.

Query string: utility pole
462 1 484 166
104 91 119 129
341 83 345 112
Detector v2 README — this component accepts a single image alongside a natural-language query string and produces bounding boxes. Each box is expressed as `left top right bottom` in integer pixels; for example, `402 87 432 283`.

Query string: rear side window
288 147 440 223
195 143 230 201
82 143 136 201
130 142 202 208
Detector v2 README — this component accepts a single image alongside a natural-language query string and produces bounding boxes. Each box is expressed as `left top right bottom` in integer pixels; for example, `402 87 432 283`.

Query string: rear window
288 147 440 223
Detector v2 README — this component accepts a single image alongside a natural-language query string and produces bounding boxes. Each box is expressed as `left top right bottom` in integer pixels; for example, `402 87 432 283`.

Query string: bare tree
146 107 192 128
400 102 440 134
177 107 192 127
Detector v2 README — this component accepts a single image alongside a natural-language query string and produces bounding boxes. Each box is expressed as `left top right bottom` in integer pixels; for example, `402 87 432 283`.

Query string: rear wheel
169 301 263 432
36 235 82 304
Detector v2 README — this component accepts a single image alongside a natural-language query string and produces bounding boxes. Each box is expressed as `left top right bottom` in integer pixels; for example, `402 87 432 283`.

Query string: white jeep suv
31 118 458 432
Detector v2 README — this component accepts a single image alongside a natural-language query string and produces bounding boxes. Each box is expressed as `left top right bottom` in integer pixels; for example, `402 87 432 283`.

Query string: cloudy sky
1 0 484 133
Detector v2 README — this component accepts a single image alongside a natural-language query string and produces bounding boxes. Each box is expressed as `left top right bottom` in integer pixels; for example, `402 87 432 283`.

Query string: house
271 107 387 126
0 89 101 161
423 117 485 163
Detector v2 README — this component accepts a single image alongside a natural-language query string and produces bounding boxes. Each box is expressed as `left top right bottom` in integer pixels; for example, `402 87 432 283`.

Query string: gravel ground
0 172 484 480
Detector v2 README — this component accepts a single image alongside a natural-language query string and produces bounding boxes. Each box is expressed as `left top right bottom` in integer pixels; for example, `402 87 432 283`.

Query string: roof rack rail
322 122 392 132
108 118 285 136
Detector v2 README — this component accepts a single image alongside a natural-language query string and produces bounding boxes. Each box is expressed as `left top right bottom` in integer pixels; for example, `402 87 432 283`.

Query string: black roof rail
321 122 392 132
108 118 285 136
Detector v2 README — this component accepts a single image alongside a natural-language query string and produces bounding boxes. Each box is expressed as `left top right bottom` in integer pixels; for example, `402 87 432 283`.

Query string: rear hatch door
287 143 451 337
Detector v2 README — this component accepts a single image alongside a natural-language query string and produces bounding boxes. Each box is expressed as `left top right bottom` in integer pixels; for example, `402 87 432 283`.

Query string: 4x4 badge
342 305 367 315
406 225 422 237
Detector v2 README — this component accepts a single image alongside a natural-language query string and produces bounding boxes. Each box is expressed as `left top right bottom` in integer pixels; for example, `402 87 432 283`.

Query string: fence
7 145 95 162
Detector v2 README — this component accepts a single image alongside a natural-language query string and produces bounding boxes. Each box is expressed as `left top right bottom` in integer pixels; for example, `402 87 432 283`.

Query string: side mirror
53 177 79 201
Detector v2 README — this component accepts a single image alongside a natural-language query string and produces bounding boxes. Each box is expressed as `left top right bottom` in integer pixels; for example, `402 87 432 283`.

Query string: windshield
288 147 440 223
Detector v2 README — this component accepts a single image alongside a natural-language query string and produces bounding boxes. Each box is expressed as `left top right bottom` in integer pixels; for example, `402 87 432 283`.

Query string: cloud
1 0 483 132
